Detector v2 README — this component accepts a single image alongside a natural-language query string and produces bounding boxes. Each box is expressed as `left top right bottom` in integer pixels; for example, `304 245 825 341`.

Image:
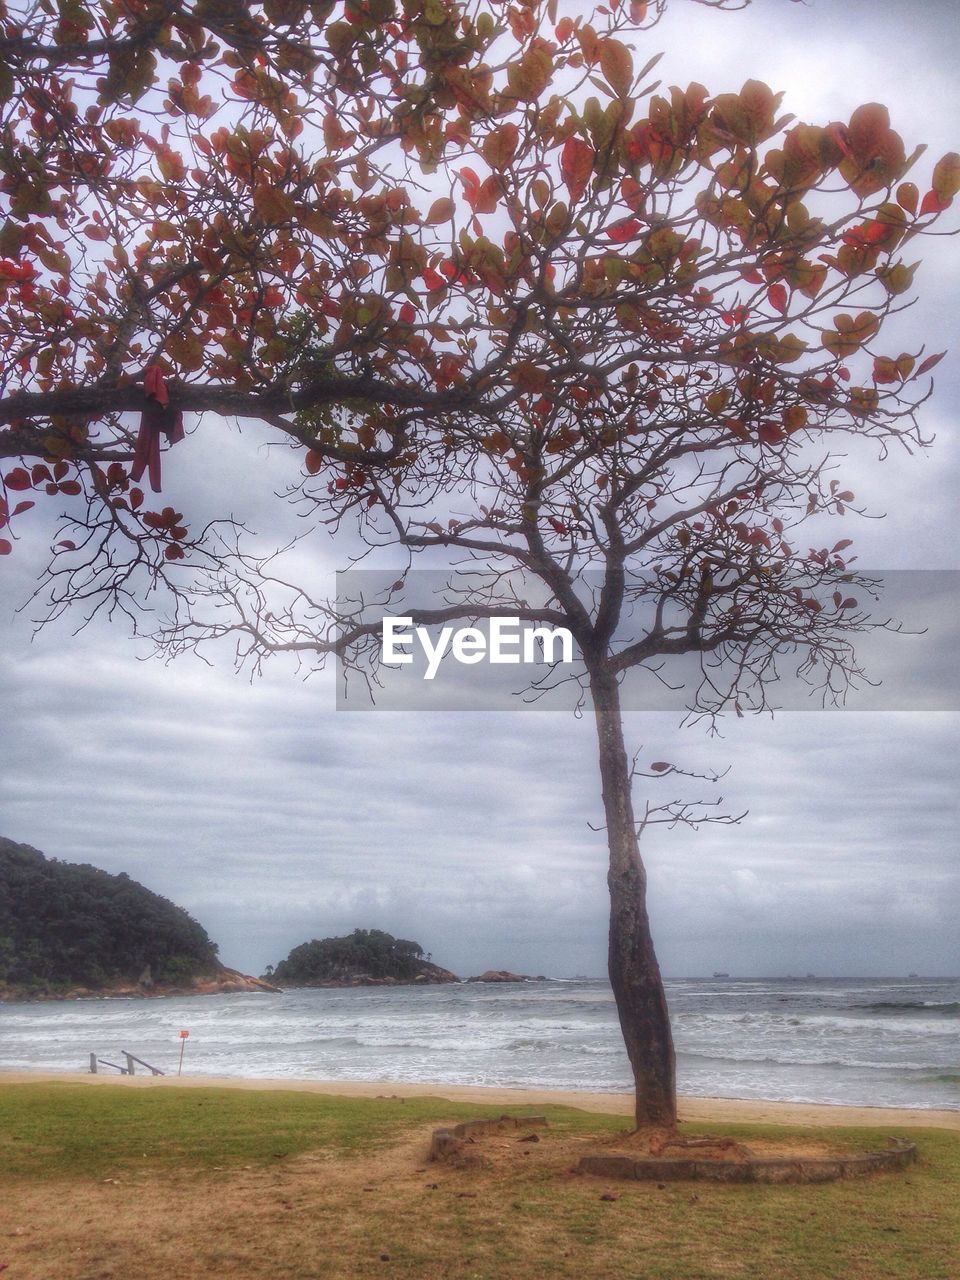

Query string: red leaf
11 500 34 516
3 468 31 491
758 421 784 445
767 283 788 314
58 480 82 496
424 197 454 226
305 449 324 475
459 166 480 205
920 189 947 216
606 217 640 243
0 538 11 554
422 267 446 291
916 351 946 377
398 302 416 325
649 761 672 772
896 182 919 214
473 175 501 215
560 137 594 201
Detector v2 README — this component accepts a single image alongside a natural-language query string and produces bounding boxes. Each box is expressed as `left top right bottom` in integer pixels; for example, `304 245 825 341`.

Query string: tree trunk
590 664 677 1130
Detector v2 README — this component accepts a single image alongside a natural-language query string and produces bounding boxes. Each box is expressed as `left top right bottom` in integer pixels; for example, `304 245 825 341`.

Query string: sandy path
2 1069 958 1130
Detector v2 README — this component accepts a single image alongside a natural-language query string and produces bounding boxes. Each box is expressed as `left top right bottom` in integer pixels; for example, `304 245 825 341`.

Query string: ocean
1 976 958 1110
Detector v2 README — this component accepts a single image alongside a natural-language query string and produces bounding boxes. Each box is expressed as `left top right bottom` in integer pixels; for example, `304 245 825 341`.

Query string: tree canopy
0 836 220 992
269 927 440 983
3 0 953 616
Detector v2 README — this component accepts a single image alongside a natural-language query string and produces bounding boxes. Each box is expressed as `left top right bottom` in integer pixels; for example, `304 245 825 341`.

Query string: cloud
1 0 958 984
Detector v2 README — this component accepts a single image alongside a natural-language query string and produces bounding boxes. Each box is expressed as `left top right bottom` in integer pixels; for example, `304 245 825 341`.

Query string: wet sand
2 1070 958 1130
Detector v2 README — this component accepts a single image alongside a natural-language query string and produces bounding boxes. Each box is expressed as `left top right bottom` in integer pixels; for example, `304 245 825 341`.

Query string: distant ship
712 971 730 978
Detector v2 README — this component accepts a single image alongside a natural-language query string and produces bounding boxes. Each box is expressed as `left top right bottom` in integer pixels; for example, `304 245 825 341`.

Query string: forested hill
0 837 241 998
267 929 459 986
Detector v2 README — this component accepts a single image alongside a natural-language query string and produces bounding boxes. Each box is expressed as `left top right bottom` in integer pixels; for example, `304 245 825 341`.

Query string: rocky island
0 836 277 1001
265 928 459 987
466 970 544 983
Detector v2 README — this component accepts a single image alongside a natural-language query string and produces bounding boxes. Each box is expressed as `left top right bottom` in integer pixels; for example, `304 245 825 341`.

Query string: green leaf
932 152 960 203
876 261 919 296
507 48 553 102
599 39 633 98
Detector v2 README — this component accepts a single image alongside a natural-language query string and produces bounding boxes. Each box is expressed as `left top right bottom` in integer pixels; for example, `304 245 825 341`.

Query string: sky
1 0 958 981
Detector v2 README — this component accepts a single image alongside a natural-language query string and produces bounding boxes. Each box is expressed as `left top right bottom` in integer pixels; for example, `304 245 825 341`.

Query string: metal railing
89 1051 165 1076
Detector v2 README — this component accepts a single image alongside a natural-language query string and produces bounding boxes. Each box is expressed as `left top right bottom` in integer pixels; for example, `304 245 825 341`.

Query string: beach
3 1068 958 1131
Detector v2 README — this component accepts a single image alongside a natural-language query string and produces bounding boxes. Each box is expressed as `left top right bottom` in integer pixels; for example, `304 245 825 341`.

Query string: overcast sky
1 0 958 981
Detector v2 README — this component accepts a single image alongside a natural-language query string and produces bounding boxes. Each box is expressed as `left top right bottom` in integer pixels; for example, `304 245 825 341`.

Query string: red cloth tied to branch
130 366 184 493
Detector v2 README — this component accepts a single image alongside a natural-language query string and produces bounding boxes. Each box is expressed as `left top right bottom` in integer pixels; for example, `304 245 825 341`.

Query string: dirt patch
592 1127 848 1161
0 1130 443 1280
429 1117 848 1169
428 1117 918 1185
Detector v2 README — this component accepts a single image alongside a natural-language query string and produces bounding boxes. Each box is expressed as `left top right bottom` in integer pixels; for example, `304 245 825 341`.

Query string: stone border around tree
428 1118 917 1184
429 1115 548 1160
575 1138 918 1184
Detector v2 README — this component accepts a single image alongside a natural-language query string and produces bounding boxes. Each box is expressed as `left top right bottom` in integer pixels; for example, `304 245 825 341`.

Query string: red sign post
178 1029 189 1077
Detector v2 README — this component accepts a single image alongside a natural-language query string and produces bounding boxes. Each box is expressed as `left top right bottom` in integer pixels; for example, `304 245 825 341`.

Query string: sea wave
678 1049 947 1073
4 978 958 1110
675 1010 959 1038
852 1001 960 1016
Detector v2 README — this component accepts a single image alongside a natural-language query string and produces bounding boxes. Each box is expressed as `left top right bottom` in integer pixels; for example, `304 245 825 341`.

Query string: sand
2 1069 958 1130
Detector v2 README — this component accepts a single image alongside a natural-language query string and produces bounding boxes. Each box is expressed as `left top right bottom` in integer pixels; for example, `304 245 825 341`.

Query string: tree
271 929 433 982
1 0 957 1126
0 837 220 989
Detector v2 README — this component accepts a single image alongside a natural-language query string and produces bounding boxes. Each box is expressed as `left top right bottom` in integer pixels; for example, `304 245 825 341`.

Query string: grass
0 1081 627 1178
0 1082 957 1280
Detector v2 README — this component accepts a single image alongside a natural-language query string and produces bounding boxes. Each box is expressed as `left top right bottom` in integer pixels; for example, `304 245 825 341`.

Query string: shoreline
2 1070 958 1130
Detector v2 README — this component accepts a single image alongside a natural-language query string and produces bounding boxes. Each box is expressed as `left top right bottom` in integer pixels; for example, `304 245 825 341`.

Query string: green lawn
0 1082 956 1280
0 1080 637 1178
